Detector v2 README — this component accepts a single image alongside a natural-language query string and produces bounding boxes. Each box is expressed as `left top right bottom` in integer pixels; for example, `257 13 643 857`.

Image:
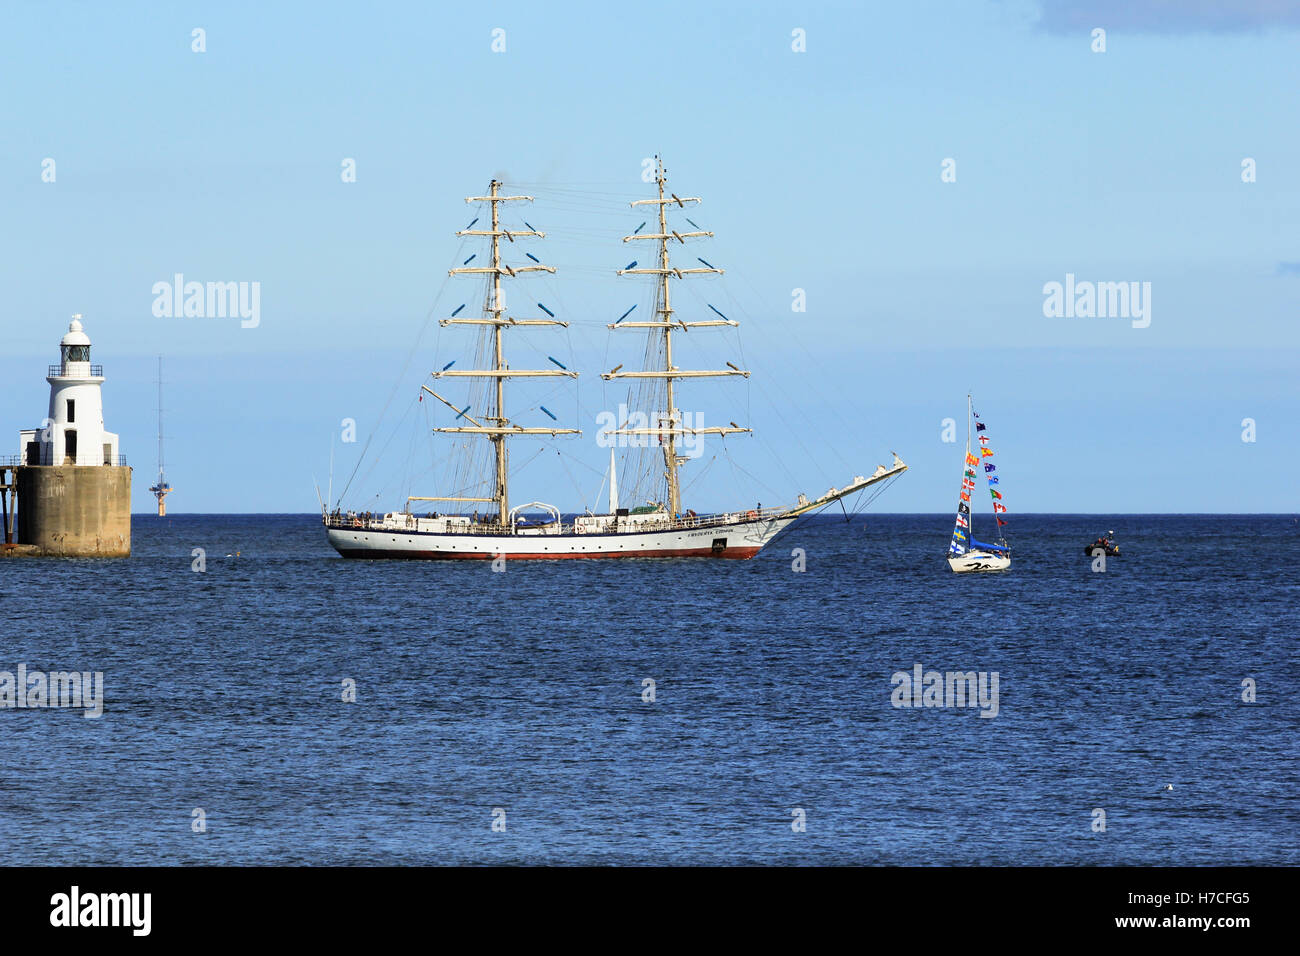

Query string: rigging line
426 469 497 505
681 454 717 493
554 449 588 512
509 188 637 199
514 193 629 208
719 445 770 511
403 396 431 504
362 400 426 509
748 379 839 488
732 341 845 478
843 478 871 520
423 394 438 477
752 425 805 490
613 207 854 499
507 446 547 484
709 266 861 474
507 194 629 211
722 443 786 501
507 181 637 190
556 447 606 477
335 243 465 507
398 409 420 507
342 395 421 509
589 457 609 512
511 196 633 213
681 265 821 442
563 298 583 436
857 473 902 513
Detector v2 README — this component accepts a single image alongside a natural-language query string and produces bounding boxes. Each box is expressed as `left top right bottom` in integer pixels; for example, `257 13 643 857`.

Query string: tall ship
946 394 1011 572
324 158 906 560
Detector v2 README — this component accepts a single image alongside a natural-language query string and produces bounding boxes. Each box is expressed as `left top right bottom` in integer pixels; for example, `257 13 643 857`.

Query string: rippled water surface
1 513 1296 864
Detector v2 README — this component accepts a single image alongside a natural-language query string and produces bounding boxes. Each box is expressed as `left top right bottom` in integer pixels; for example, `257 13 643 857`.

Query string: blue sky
1 0 1297 513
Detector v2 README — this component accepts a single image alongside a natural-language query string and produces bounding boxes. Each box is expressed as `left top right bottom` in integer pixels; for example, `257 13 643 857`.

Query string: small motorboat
1084 531 1120 557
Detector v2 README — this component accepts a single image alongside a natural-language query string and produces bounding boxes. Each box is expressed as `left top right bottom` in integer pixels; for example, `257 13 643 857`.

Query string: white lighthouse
9 315 132 557
18 316 120 466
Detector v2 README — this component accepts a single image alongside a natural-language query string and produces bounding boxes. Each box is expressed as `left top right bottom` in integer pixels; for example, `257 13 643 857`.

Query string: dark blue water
1 514 1296 865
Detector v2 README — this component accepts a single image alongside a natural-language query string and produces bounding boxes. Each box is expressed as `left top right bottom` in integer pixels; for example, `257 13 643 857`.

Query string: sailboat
946 394 1010 572
324 158 907 560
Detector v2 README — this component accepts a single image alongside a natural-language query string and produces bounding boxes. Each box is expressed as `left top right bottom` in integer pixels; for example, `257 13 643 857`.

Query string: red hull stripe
335 546 762 561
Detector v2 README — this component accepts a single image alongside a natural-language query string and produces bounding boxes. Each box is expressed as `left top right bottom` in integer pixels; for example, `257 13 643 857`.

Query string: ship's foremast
426 181 579 526
603 156 750 516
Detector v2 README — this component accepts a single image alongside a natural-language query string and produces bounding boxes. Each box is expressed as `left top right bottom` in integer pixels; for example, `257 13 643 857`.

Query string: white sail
608 447 619 515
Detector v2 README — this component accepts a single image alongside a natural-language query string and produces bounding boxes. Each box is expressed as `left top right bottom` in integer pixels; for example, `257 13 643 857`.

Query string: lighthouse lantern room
18 316 120 466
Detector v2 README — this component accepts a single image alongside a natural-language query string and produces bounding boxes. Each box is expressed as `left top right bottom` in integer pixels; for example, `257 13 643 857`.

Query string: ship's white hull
327 515 796 560
947 550 1011 573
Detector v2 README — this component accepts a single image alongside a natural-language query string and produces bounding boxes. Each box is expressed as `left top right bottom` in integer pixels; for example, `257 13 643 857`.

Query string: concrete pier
13 465 132 557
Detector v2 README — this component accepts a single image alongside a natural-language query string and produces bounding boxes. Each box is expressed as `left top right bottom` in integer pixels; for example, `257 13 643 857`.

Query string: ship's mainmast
427 181 578 525
603 157 750 516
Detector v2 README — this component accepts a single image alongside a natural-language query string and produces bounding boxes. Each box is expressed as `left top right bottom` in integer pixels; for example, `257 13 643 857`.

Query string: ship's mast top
431 180 579 525
604 156 750 516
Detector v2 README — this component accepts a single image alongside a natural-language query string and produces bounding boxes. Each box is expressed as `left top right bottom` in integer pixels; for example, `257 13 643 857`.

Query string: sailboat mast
657 163 680 516
437 181 579 526
489 180 509 524
604 156 749 516
966 393 973 544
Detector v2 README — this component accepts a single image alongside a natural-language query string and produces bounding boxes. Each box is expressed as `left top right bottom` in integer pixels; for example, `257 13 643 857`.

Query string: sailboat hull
327 515 796 560
947 551 1011 573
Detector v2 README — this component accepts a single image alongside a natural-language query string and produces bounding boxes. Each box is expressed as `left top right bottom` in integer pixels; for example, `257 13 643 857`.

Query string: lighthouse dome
61 317 91 347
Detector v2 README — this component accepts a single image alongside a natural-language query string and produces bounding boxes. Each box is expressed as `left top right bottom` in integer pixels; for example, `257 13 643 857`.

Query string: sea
1 514 1296 865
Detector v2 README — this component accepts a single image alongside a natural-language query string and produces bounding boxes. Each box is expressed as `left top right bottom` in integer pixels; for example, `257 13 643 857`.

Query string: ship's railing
573 506 791 533
323 504 790 535
48 364 104 378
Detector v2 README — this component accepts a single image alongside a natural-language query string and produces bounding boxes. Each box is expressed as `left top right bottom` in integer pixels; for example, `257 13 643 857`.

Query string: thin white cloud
1036 0 1300 34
